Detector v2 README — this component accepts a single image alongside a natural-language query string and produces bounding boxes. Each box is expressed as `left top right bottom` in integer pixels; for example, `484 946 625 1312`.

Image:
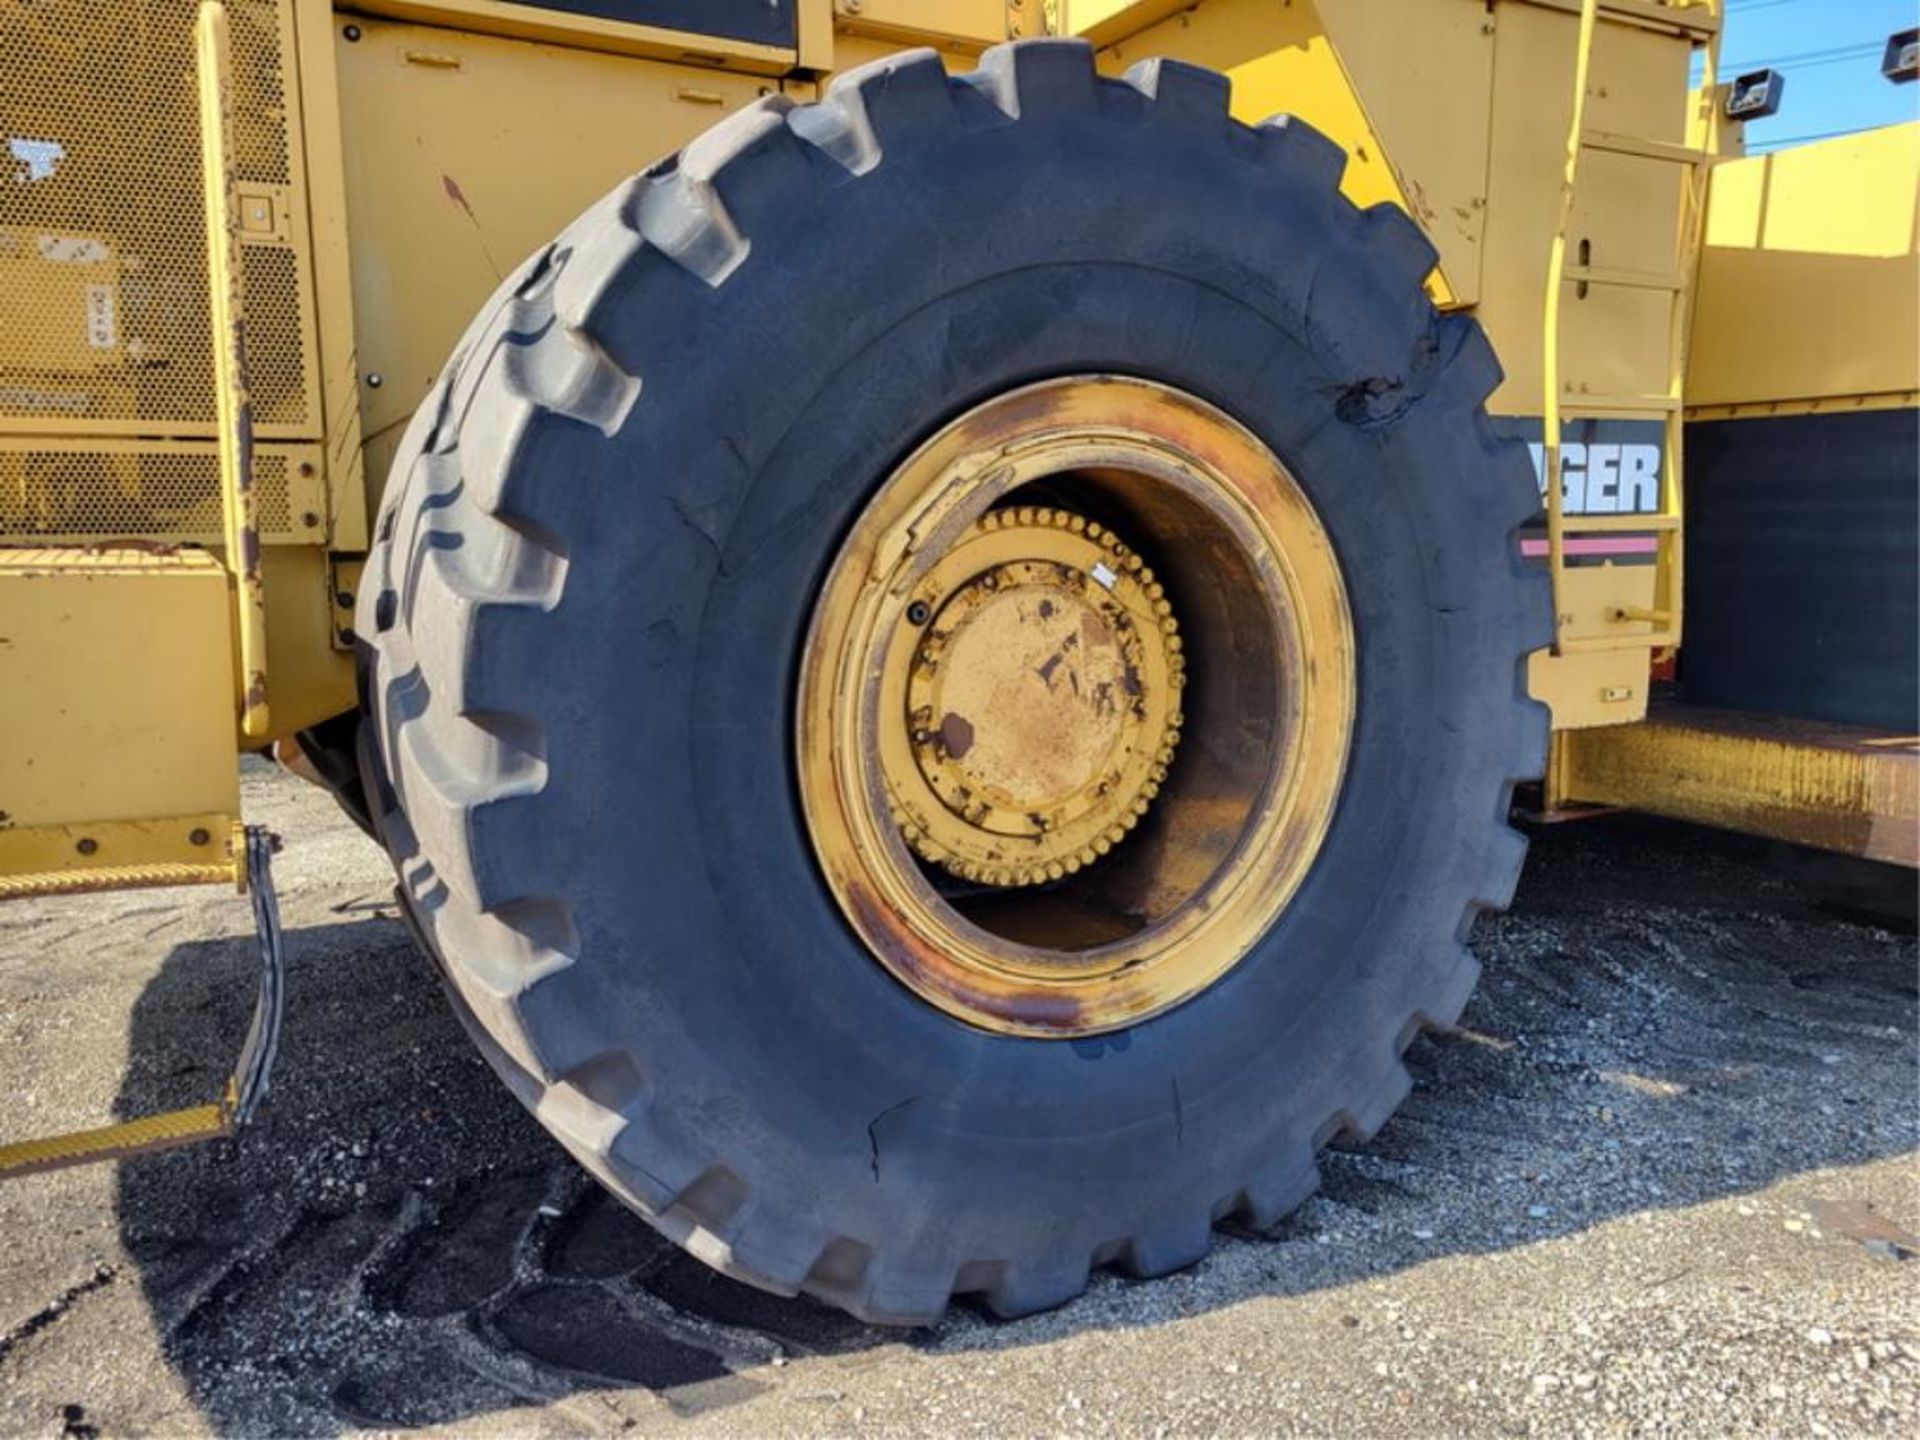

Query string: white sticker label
0 387 89 415
85 284 116 350
36 233 109 264
9 137 64 184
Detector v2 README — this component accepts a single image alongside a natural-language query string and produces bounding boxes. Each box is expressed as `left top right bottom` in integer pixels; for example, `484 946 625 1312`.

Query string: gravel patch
0 760 1913 1436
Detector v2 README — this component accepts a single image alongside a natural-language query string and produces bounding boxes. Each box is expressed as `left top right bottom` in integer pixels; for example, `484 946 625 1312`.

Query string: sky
1704 0 1919 151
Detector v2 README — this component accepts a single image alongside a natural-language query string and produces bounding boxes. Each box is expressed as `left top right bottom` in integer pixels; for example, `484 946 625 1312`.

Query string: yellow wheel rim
797 376 1355 1037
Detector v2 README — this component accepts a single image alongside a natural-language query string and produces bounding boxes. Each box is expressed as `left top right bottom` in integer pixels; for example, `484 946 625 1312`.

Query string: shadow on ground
110 816 1916 1433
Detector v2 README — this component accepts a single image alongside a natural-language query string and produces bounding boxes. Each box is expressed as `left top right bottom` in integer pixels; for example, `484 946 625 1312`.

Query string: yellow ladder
1542 0 1723 657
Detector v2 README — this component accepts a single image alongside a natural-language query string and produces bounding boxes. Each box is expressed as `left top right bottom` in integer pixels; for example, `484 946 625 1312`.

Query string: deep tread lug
794 48 948 171
1362 200 1441 286
1237 1151 1323 1232
981 1256 1092 1319
1256 113 1350 188
965 37 1098 121
1116 1213 1214 1280
1122 56 1233 117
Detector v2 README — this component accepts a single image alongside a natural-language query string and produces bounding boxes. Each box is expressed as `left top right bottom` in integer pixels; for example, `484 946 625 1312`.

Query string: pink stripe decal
1521 537 1659 558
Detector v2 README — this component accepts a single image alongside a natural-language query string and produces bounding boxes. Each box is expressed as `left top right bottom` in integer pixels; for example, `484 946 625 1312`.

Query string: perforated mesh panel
0 0 316 541
0 446 299 542
242 245 310 428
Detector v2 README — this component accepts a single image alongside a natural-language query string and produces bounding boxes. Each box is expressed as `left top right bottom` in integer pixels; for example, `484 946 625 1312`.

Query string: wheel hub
890 507 1183 887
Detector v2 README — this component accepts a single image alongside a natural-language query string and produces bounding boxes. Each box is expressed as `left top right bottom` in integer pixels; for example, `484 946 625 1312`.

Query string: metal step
1564 263 1685 292
0 858 238 901
1561 513 1683 534
1558 628 1681 655
1580 128 1712 166
0 829 286 1182
1559 392 1684 415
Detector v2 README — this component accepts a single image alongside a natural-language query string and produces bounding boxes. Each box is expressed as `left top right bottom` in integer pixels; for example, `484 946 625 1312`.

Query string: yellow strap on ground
0 1101 232 1181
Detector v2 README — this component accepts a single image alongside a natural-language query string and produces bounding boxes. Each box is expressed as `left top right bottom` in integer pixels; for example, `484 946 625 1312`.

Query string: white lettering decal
1528 435 1660 515
1562 442 1587 513
1620 444 1660 511
0 387 89 414
1586 443 1620 512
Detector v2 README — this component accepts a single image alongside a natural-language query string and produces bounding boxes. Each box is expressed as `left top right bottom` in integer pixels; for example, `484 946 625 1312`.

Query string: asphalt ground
0 759 1914 1437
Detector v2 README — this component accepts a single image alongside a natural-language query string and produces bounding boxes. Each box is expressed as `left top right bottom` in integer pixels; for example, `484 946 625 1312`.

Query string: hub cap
889 507 1184 887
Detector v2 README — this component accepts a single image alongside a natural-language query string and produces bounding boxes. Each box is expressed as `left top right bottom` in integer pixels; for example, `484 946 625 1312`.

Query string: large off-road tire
357 39 1549 1324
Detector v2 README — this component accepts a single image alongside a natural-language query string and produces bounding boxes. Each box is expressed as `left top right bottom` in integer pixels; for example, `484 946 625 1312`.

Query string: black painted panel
1681 407 1919 730
503 1 795 47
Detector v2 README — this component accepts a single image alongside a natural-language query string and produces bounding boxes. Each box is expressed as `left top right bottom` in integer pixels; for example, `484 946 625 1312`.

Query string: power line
1747 125 1882 150
1719 42 1881 71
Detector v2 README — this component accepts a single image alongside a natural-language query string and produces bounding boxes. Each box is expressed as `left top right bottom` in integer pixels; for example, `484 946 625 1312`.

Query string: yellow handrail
1541 0 1602 654
196 0 270 738
1663 2 1724 654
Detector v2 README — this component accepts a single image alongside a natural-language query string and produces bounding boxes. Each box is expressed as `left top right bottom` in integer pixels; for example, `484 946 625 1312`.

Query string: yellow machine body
1688 124 1919 420
0 0 1914 896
